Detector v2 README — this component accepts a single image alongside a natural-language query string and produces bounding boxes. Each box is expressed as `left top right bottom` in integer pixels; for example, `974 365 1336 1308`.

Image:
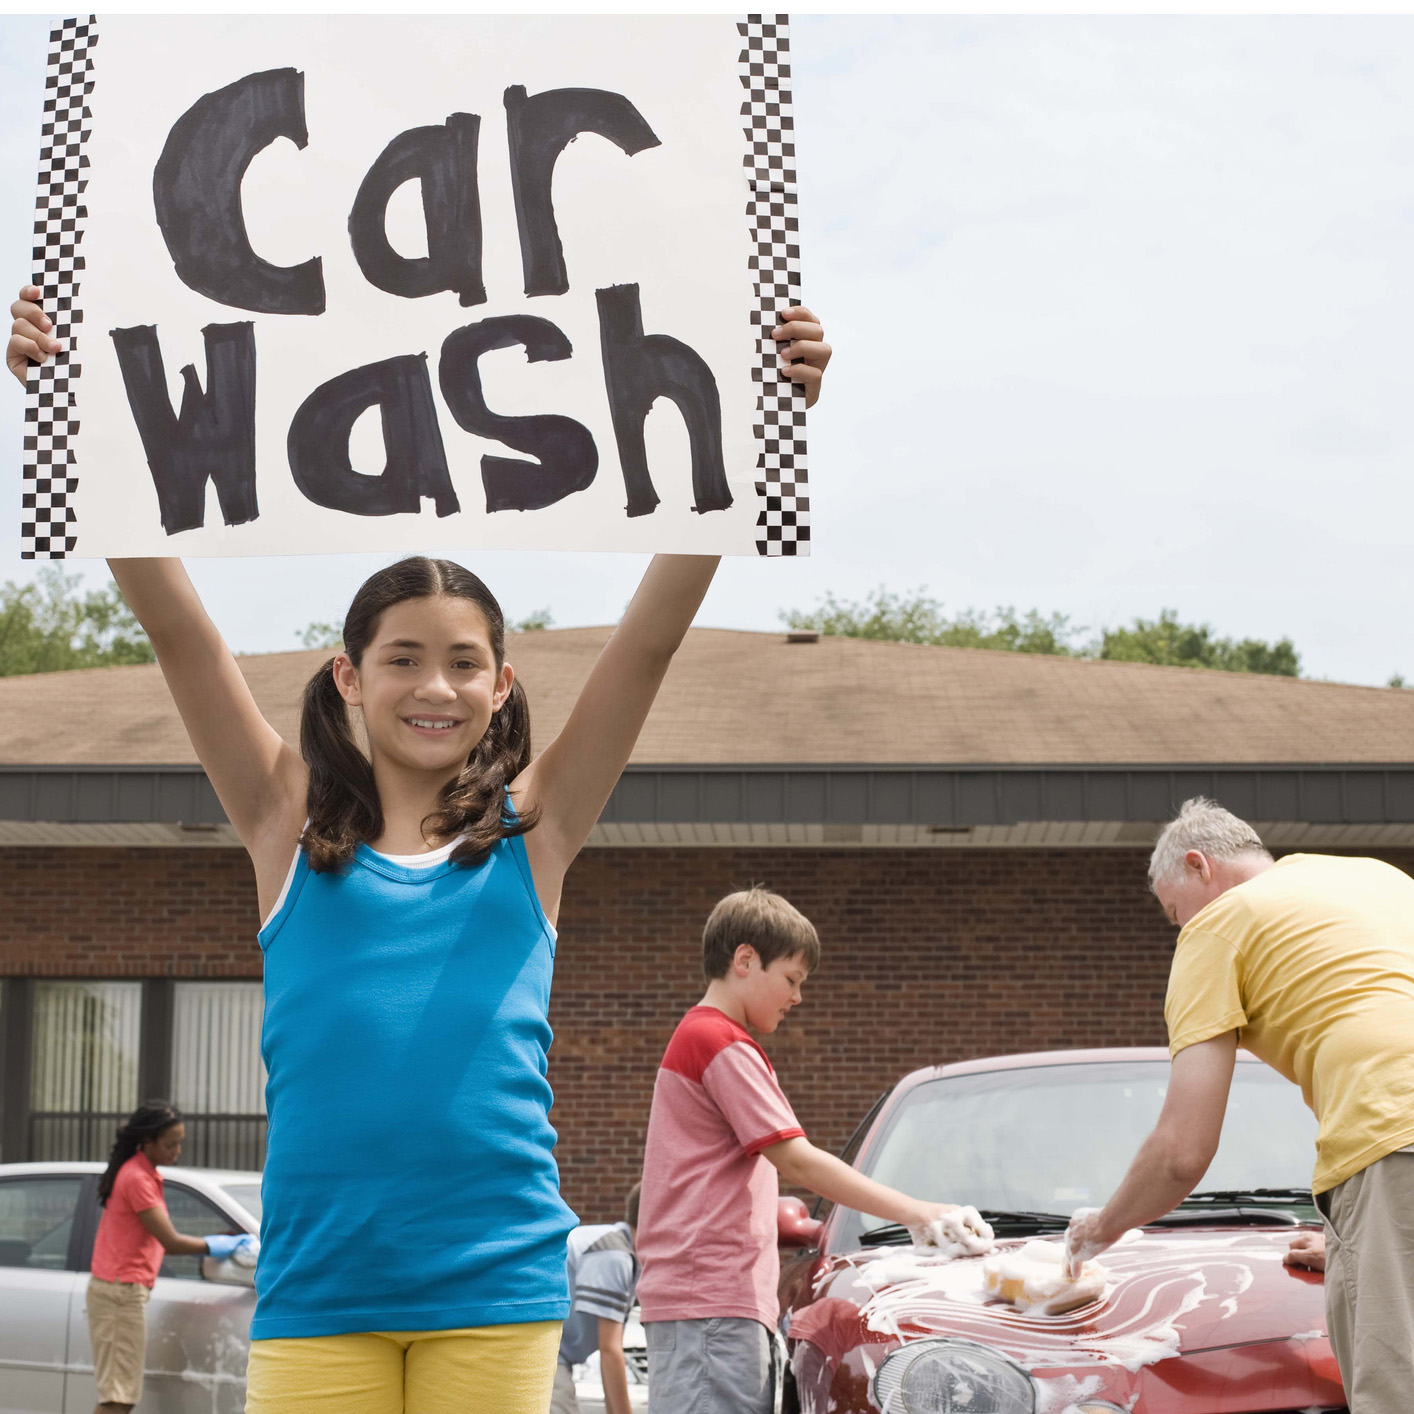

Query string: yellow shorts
86 1276 150 1406
245 1320 561 1414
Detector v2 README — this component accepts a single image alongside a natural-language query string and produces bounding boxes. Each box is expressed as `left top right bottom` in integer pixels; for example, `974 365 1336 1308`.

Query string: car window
0 1177 83 1271
842 1060 1318 1246
221 1183 262 1224
160 1184 241 1281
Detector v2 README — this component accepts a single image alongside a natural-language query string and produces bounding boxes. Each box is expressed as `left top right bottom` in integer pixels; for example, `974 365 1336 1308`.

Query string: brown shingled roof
0 627 1410 767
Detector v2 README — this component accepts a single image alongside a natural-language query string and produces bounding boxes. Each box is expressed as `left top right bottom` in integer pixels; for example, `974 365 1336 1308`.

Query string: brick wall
4 845 1410 1223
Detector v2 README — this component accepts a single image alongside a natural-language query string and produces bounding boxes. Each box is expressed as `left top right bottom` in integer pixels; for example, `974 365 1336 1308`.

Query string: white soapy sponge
982 1239 1106 1315
907 1205 995 1257
232 1236 260 1268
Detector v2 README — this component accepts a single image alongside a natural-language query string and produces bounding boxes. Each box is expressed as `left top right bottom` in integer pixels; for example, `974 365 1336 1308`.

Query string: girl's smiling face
334 595 513 776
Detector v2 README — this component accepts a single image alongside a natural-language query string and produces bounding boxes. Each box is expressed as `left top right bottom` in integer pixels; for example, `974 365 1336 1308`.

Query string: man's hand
1064 1207 1114 1277
8 285 61 387
1284 1230 1326 1272
773 306 830 408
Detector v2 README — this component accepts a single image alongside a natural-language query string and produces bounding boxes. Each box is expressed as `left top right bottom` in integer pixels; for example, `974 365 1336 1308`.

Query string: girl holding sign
7 284 830 1414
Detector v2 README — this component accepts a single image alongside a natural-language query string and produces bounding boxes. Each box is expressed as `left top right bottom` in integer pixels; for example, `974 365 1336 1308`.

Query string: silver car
0 1160 260 1413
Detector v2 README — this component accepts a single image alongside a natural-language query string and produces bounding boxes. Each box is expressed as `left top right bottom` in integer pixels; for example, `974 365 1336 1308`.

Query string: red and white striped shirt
637 1006 806 1327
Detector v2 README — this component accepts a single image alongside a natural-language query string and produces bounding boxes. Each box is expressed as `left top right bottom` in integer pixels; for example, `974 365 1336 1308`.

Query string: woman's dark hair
98 1101 183 1205
300 556 537 873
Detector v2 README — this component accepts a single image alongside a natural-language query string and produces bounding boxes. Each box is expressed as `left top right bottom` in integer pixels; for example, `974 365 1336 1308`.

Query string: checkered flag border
22 15 96 560
740 13 809 557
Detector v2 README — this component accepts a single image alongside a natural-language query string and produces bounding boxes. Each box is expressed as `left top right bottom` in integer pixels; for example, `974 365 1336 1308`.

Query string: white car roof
0 1161 261 1185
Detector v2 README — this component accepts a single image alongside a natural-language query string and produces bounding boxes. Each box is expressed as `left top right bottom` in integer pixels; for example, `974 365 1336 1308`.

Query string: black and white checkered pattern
739 14 809 557
22 15 97 560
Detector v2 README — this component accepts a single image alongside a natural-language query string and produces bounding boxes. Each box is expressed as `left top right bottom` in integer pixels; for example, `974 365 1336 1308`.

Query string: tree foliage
0 568 154 676
784 589 1301 677
298 621 343 650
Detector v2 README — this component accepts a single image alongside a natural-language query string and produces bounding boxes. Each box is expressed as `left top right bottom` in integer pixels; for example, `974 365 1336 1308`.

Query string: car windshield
222 1184 263 1223
840 1059 1318 1247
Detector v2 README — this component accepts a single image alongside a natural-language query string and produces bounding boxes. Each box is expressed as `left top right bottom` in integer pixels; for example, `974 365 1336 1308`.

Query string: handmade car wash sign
23 15 807 559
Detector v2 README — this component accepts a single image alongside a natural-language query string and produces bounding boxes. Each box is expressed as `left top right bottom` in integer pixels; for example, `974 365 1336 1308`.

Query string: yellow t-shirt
1165 853 1414 1195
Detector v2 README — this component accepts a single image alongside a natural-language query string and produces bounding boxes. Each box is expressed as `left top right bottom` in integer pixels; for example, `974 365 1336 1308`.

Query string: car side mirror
778 1195 824 1249
201 1254 256 1288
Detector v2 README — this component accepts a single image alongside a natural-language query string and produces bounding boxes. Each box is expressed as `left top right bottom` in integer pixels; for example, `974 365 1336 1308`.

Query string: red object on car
775 1048 1346 1414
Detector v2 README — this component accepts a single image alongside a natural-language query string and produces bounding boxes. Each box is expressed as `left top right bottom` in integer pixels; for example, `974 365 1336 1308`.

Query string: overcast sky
2 15 1411 684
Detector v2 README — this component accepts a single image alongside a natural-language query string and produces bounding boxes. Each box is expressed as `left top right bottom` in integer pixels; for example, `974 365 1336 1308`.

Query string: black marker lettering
596 284 730 518
287 354 459 517
153 69 324 315
109 322 259 535
439 316 597 513
349 113 486 307
505 86 660 298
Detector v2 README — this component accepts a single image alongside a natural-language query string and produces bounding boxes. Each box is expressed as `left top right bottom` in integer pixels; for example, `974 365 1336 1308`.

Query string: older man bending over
1066 797 1414 1413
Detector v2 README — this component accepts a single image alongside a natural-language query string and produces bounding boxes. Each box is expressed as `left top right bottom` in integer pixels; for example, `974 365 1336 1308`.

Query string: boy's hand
773 306 830 408
906 1201 995 1255
1283 1230 1325 1272
8 285 61 387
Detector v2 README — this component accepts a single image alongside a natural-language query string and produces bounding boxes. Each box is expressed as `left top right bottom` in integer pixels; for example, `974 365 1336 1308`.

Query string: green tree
298 621 342 650
1098 610 1300 677
784 589 1081 656
510 609 553 632
784 590 1300 678
0 568 153 676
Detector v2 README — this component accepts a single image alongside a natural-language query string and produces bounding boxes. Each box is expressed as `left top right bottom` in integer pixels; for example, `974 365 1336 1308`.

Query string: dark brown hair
701 885 820 980
625 1180 642 1230
99 1101 182 1205
300 556 537 873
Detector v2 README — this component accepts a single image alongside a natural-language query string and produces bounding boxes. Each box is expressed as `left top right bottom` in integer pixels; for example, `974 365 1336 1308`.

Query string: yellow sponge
982 1241 1106 1315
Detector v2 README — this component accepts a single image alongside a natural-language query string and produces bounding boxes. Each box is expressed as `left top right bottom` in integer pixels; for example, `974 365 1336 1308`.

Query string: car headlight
872 1338 1035 1413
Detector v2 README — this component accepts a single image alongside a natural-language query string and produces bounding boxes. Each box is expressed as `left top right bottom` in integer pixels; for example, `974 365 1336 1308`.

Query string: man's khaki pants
1317 1146 1414 1414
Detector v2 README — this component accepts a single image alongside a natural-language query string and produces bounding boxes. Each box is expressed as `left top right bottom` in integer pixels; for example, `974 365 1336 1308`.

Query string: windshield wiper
857 1210 1070 1247
1180 1187 1313 1204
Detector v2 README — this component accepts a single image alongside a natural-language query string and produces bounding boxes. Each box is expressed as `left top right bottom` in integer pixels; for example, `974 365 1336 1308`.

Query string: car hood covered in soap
786 1228 1345 1413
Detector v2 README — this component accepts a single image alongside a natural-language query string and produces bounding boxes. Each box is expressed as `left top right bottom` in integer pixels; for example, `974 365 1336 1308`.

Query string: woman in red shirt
89 1102 255 1413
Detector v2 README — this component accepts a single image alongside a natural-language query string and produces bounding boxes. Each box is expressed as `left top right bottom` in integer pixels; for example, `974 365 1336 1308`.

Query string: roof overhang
1 762 1411 848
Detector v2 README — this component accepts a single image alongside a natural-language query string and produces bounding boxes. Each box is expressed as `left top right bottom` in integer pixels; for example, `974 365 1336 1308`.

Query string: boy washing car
636 887 983 1414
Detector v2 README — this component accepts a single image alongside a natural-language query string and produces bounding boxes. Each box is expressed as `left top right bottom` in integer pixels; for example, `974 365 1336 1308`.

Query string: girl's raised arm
107 559 306 861
9 287 306 890
518 307 830 908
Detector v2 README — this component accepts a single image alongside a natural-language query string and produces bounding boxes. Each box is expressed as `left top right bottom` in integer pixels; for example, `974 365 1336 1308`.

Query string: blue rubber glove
205 1233 254 1261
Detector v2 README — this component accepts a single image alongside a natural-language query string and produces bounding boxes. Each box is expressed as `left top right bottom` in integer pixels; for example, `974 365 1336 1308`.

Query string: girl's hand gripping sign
23 15 808 560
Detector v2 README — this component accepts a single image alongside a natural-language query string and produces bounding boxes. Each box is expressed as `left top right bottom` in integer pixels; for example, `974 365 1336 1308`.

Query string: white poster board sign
23 15 807 559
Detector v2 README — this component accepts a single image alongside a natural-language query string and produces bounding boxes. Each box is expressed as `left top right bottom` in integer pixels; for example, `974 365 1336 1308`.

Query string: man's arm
1065 1031 1237 1273
597 1316 633 1414
763 1136 946 1232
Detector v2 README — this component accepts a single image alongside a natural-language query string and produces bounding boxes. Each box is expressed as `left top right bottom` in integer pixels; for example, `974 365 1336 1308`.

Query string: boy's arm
597 1317 633 1414
762 1135 949 1232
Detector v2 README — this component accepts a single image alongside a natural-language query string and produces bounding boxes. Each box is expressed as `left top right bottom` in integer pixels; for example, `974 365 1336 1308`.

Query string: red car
776 1048 1346 1414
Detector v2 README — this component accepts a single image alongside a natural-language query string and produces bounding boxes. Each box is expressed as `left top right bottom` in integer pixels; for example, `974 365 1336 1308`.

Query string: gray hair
1148 797 1271 886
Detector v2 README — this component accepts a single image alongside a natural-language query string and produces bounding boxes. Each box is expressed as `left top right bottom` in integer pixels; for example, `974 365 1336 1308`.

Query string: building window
171 981 267 1170
30 982 141 1162
0 980 266 1171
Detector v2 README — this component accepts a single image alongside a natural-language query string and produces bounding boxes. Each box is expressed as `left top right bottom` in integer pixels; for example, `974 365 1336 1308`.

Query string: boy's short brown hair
625 1180 641 1229
702 886 820 980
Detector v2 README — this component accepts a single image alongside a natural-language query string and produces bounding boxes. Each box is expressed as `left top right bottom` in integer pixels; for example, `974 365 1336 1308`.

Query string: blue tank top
251 828 576 1339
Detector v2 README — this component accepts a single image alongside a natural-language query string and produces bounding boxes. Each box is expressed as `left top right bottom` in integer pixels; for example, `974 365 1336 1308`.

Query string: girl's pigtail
431 679 539 868
300 659 382 872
